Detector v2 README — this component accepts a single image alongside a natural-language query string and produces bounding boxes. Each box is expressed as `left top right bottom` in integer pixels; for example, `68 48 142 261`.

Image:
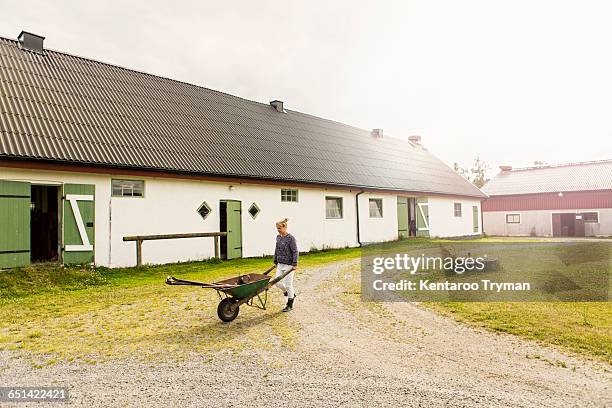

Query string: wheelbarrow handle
267 267 295 287
263 265 277 275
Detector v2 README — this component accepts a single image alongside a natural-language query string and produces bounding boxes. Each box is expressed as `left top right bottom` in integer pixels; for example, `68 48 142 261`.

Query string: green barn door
0 180 31 268
62 184 95 264
397 196 409 238
416 197 430 237
472 206 479 233
225 200 242 259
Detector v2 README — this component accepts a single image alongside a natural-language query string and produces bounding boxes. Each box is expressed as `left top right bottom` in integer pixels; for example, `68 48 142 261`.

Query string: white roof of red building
482 159 612 196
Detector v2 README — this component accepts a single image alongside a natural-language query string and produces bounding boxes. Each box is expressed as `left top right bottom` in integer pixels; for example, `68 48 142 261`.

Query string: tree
469 157 490 188
454 157 490 188
453 162 468 179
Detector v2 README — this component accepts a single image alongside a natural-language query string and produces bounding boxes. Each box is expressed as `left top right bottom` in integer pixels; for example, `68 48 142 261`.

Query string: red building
482 160 612 237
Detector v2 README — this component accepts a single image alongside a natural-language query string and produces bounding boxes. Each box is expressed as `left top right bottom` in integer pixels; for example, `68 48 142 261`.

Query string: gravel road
0 259 610 407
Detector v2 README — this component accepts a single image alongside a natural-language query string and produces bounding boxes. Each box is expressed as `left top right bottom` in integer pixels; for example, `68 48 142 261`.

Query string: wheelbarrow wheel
217 298 240 322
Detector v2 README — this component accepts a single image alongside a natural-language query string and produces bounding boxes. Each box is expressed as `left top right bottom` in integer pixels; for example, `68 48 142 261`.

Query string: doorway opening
397 196 418 238
219 199 242 260
219 201 228 259
30 185 60 263
407 197 417 237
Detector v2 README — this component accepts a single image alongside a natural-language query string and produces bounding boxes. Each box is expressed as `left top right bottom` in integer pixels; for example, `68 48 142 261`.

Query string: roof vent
270 100 284 113
371 129 383 138
18 31 45 54
408 135 422 145
499 165 513 172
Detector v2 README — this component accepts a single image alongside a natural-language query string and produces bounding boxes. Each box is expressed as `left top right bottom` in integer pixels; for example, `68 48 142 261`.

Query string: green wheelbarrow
165 265 293 322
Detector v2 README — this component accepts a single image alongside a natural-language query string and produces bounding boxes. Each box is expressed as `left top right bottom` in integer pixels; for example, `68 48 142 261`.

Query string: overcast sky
2 0 611 178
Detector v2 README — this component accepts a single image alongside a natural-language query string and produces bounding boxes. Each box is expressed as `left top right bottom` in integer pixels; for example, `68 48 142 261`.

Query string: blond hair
275 218 289 228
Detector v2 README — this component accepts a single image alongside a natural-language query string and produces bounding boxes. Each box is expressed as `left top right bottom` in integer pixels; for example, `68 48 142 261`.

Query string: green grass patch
429 302 612 364
0 246 363 364
1 238 609 365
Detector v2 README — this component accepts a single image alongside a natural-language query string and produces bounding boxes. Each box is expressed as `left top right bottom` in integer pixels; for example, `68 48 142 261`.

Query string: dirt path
292 259 610 407
0 260 610 407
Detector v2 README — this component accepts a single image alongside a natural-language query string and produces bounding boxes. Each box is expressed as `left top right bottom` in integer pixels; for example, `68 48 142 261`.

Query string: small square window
454 203 462 217
369 198 383 218
197 201 212 220
582 212 598 223
281 189 298 202
248 203 261 219
326 197 343 219
506 214 520 224
112 179 144 197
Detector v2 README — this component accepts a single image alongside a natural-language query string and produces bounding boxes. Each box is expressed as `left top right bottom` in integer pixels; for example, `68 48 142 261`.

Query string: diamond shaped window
197 201 212 220
248 203 261 219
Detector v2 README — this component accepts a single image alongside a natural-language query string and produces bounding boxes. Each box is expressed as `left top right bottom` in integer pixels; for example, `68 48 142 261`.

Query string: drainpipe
355 190 364 246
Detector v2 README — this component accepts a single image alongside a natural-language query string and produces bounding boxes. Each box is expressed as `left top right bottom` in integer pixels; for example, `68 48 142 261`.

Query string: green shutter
62 184 95 264
416 197 429 237
225 201 242 260
396 196 409 238
0 180 31 268
472 205 479 233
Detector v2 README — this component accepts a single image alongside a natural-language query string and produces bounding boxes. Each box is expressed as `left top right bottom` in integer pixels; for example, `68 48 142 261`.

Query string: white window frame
581 211 599 223
281 188 299 202
325 196 343 219
368 198 383 218
197 201 212 220
112 179 145 198
248 202 261 219
505 213 521 224
454 202 462 217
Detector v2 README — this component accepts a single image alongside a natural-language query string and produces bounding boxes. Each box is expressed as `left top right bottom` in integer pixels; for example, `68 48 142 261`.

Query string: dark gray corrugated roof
483 160 612 196
0 36 485 198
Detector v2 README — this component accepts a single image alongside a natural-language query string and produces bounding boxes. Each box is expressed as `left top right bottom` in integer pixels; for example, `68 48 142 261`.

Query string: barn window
248 203 261 219
582 212 598 223
281 188 298 202
325 197 343 219
197 201 212 220
369 198 383 218
112 179 144 197
506 214 521 224
454 203 462 217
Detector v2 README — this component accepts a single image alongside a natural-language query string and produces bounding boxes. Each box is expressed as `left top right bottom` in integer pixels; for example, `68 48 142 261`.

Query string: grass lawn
0 237 609 365
0 247 361 365
429 302 611 364
421 241 612 364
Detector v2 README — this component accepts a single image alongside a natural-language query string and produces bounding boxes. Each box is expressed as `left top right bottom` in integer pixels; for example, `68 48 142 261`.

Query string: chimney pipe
18 31 45 54
499 165 513 172
371 129 383 138
408 135 422 145
270 100 284 113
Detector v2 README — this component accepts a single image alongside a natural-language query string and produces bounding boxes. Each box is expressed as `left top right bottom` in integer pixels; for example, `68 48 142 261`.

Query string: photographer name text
372 279 531 292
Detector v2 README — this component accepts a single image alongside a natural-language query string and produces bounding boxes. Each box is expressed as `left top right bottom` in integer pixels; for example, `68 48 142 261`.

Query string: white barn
0 32 486 268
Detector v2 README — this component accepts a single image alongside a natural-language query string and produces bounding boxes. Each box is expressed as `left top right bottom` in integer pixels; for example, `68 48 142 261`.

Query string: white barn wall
1 166 482 267
428 196 482 237
483 211 551 236
109 179 367 266
483 209 612 237
357 192 398 244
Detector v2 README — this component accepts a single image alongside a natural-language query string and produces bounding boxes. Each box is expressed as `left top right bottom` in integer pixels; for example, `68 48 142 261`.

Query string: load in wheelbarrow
165 265 293 322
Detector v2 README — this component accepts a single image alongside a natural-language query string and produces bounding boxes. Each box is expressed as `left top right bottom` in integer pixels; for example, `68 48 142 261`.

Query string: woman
273 218 298 312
